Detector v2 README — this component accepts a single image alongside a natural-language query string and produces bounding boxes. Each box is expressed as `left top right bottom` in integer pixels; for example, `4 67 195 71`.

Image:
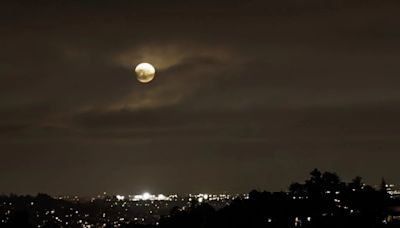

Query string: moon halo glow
135 63 156 83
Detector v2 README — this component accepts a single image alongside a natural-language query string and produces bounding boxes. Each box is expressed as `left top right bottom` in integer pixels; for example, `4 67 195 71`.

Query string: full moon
135 63 156 83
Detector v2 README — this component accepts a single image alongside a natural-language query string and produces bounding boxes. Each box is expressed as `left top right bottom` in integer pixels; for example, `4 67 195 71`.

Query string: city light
142 192 151 201
116 195 125 201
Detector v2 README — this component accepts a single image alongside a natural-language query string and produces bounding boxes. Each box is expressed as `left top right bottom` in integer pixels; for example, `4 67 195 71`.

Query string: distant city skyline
1 170 399 227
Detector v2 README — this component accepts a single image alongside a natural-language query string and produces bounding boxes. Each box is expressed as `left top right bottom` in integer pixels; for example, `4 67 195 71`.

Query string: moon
135 63 156 83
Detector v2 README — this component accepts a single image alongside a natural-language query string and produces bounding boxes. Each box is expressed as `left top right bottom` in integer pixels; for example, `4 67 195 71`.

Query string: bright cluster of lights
116 195 125 201
129 193 171 201
385 184 400 198
189 193 244 202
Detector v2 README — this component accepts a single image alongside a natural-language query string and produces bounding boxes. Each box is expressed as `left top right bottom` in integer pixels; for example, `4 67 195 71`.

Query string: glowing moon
135 63 155 83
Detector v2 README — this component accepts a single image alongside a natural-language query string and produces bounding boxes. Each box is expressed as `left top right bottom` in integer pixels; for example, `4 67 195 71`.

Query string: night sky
1 0 400 196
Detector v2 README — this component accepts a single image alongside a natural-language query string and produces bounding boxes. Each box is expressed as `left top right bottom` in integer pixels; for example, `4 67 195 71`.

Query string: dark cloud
1 0 400 195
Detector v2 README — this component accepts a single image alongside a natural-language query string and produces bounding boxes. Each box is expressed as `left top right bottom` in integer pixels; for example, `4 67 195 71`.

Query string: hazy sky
1 0 400 196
